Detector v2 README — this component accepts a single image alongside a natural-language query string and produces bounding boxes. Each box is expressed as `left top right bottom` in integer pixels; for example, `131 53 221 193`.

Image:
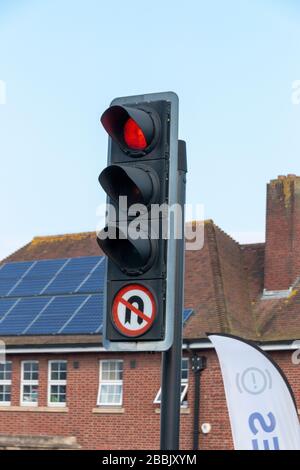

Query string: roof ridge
212 223 240 246
206 223 229 333
0 242 32 265
208 223 259 338
239 247 261 339
32 232 96 243
256 300 283 338
241 242 265 249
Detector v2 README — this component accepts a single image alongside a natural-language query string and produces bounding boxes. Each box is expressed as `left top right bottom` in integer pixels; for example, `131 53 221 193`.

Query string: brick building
0 174 300 450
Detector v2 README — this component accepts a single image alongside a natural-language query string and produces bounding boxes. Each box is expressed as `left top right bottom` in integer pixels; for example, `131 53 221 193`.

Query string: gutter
4 346 107 354
3 339 300 354
183 339 300 351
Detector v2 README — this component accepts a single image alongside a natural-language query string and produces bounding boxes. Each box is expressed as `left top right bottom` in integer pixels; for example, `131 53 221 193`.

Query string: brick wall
265 175 300 291
0 349 298 450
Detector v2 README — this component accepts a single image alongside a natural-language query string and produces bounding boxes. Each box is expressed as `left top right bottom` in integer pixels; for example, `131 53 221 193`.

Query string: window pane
101 361 123 381
112 385 122 403
50 385 66 404
0 362 11 381
51 371 58 381
23 362 39 381
116 362 123 380
24 371 38 381
59 363 67 380
101 362 113 380
181 359 189 381
51 362 67 381
24 362 38 372
100 385 109 404
5 363 12 381
100 384 122 405
23 385 38 403
108 369 116 380
0 385 11 403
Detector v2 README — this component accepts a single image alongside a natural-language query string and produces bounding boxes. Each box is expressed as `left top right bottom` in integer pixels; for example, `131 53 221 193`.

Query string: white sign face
209 334 300 450
112 284 156 337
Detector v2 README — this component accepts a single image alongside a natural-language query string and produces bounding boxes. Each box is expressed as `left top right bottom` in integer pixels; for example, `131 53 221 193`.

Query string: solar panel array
0 256 193 336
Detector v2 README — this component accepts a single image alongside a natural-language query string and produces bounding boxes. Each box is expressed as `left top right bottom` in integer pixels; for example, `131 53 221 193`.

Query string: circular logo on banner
112 284 156 337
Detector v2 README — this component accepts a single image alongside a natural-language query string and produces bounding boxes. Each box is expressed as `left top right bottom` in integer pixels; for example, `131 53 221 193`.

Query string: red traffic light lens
124 118 147 150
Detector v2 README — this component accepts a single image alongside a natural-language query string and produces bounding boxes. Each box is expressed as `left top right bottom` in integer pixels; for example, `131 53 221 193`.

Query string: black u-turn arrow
125 295 144 325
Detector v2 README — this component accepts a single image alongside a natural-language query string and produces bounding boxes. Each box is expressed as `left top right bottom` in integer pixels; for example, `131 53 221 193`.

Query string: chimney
264 175 300 291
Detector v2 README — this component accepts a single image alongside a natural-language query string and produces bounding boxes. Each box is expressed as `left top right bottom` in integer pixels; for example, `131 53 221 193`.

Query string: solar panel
0 261 34 278
11 259 67 297
25 295 89 335
0 297 50 335
183 308 193 323
0 256 105 298
0 261 34 297
60 294 104 334
0 256 194 336
0 299 19 321
76 258 106 294
42 257 100 295
0 296 192 336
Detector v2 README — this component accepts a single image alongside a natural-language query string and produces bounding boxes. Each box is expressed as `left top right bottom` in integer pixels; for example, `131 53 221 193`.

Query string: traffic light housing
98 92 180 351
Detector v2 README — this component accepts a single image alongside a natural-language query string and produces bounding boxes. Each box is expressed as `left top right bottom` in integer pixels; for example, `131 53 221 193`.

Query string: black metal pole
193 363 201 450
192 355 207 450
160 141 187 450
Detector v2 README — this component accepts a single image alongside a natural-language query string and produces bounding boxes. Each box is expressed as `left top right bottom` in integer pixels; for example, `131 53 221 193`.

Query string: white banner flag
209 334 300 450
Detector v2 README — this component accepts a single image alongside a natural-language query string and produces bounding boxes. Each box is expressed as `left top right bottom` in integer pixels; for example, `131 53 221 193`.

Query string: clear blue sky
1 0 300 260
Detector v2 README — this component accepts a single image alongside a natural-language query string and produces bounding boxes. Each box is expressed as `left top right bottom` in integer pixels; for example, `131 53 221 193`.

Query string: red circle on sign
112 284 156 337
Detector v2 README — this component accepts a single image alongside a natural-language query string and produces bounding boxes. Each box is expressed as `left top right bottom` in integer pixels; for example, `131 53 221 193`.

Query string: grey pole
160 140 187 450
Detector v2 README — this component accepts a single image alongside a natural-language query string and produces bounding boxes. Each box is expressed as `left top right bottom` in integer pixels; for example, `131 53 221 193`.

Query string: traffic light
97 92 180 351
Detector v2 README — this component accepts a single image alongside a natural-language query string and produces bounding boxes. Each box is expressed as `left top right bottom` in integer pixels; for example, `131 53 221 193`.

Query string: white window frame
97 360 123 407
154 358 189 406
20 361 39 407
48 360 67 407
0 361 12 406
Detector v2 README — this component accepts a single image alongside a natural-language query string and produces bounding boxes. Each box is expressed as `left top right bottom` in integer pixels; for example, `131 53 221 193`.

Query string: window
0 362 12 406
48 361 67 407
154 358 189 406
181 357 189 382
21 361 39 406
98 360 123 406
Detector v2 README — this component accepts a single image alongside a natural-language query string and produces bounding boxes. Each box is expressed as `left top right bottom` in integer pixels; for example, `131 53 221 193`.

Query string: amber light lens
123 118 147 150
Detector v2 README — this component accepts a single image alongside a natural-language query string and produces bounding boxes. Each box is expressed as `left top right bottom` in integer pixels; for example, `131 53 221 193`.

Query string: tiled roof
2 221 300 343
184 221 257 340
1 232 102 263
254 280 300 341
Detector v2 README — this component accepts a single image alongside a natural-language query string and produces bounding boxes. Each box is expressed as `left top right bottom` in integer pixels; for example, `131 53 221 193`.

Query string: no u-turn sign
112 284 156 337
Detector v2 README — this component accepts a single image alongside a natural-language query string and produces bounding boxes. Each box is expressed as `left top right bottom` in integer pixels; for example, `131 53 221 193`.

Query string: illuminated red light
124 118 147 150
